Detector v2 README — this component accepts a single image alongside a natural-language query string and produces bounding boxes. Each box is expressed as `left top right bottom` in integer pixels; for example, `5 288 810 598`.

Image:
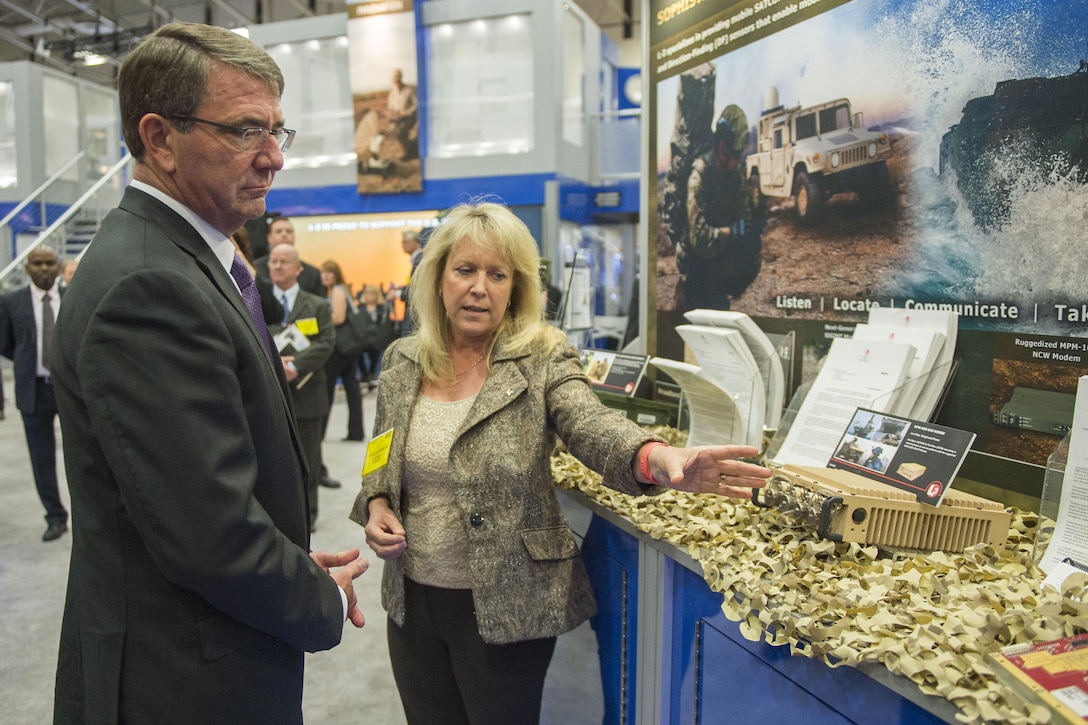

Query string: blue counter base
569 497 959 725
667 564 948 724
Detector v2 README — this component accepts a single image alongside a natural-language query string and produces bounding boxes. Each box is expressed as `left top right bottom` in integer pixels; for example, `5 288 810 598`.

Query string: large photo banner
648 0 1088 467
347 0 421 194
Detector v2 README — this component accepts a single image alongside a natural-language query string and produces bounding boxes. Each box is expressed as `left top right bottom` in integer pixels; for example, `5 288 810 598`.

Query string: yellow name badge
295 317 319 336
362 428 394 477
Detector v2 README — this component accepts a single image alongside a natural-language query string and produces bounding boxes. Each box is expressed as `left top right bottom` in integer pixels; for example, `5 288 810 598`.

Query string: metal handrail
0 152 132 280
0 150 86 230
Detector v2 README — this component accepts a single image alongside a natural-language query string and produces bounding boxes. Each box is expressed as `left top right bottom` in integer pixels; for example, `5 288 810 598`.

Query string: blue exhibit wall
265 174 641 242
1 201 72 260
265 173 555 217
557 177 640 224
265 174 552 245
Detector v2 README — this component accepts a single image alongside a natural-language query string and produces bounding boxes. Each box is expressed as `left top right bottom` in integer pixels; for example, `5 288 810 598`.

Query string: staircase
0 152 131 292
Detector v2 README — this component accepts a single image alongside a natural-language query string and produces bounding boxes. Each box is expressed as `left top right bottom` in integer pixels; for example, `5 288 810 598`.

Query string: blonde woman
351 200 771 724
356 284 395 389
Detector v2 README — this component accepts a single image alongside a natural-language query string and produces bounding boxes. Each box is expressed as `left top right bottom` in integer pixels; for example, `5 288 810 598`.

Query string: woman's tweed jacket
350 333 666 644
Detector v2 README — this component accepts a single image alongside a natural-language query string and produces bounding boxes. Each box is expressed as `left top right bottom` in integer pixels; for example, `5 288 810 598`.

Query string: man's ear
138 114 179 174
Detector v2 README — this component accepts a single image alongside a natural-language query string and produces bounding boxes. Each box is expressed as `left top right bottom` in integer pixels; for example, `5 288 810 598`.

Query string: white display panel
426 14 534 158
267 35 355 170
0 81 14 188
43 74 78 182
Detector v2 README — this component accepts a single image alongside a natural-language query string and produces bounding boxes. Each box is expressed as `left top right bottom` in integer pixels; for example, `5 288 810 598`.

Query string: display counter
552 450 1086 725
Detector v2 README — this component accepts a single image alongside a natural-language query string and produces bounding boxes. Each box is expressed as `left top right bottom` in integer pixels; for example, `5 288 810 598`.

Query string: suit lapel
118 187 303 466
120 188 278 377
460 356 529 436
287 292 314 325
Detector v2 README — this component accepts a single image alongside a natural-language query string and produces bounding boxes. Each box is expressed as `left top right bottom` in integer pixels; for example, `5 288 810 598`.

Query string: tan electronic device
753 464 1011 553
896 462 927 481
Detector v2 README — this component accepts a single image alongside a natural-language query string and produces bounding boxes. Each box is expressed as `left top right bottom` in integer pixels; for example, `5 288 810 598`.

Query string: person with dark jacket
355 284 396 388
253 216 324 298
268 243 335 531
49 23 368 723
0 246 68 541
385 229 422 336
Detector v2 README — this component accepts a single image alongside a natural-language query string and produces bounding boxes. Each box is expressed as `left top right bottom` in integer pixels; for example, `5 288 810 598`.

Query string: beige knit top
401 392 478 589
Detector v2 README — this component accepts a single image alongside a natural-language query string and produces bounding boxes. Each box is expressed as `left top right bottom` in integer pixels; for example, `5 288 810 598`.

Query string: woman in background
320 260 365 442
352 200 770 724
356 284 396 390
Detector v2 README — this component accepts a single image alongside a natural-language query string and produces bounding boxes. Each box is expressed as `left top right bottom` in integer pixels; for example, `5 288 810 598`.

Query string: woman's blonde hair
411 201 564 383
361 284 382 305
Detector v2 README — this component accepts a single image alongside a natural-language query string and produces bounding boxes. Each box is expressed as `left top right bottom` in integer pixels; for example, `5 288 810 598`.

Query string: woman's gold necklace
452 353 486 384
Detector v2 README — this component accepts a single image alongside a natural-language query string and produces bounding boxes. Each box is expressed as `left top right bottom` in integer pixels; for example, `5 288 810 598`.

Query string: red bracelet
638 442 666 484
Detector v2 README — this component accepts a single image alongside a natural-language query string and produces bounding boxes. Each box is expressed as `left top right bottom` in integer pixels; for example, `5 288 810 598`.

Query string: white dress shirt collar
276 283 300 320
129 180 237 278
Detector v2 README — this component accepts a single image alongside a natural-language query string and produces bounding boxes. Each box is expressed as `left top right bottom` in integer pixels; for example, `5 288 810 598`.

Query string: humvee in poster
746 87 892 222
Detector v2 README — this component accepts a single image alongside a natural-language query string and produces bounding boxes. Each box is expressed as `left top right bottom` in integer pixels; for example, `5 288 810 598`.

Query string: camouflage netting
551 427 1088 724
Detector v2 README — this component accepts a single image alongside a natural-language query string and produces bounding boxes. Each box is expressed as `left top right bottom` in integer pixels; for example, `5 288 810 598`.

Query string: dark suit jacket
398 248 423 336
51 187 345 724
253 254 324 298
0 283 62 414
268 289 334 419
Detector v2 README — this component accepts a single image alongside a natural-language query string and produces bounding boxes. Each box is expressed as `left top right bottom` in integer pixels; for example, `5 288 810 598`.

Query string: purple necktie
229 254 275 362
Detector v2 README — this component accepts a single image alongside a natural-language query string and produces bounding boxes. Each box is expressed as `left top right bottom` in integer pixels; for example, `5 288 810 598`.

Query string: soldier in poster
676 104 765 311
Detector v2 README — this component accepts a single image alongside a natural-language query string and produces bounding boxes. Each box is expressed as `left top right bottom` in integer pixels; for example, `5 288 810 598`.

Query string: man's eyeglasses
166 115 296 153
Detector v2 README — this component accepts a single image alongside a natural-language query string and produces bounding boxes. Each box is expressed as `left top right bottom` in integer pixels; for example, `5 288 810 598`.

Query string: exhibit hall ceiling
0 0 637 86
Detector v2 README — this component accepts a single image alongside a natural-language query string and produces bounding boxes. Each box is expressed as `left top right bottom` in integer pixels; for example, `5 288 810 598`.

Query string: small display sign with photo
580 348 648 398
827 408 976 506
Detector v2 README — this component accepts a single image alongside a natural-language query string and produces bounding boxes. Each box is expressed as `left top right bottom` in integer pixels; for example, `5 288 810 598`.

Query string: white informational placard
676 325 765 448
1040 375 1088 574
683 309 786 428
649 357 744 449
772 337 916 467
867 308 958 421
852 323 944 418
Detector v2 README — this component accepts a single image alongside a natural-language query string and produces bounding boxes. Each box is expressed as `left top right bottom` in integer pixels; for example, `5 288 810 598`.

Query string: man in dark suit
385 229 422 335
253 216 324 297
0 246 68 542
50 23 367 724
267 242 334 532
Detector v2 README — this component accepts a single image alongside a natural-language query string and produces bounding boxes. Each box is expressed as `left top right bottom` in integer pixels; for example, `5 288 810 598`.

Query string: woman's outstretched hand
642 443 771 498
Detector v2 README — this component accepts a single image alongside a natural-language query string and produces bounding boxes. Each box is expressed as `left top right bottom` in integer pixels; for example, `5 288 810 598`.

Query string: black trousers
21 377 67 525
323 349 363 441
387 577 557 725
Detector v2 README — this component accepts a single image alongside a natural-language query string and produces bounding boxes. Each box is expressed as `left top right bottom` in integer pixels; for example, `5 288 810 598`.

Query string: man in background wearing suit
386 229 422 335
58 259 78 288
50 22 367 724
267 242 334 533
253 216 324 297
0 246 68 542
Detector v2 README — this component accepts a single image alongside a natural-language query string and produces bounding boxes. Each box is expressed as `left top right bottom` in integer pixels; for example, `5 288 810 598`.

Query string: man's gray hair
119 22 284 159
